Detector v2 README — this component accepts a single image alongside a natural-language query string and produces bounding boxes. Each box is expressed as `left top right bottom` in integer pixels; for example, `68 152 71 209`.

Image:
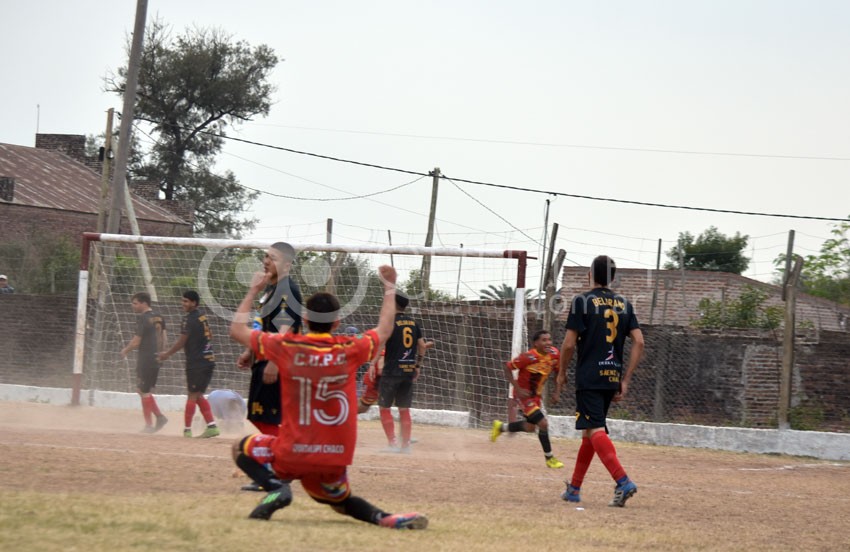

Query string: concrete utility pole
106 0 148 235
420 167 440 294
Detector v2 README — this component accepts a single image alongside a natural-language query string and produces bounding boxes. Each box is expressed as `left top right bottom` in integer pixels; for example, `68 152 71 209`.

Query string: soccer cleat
380 445 401 453
561 484 581 503
154 415 168 432
399 446 412 455
140 425 156 434
248 484 293 520
241 482 265 492
490 420 503 442
379 512 429 530
608 479 638 507
545 456 565 469
199 426 220 438
183 429 192 438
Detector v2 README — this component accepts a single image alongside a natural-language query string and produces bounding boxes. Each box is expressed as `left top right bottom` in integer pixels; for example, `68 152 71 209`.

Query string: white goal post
73 232 530 425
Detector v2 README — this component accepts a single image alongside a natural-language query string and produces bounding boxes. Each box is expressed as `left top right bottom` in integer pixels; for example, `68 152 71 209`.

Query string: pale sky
2 1 849 294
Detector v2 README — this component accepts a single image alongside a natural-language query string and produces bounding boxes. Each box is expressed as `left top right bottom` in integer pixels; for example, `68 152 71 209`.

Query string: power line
244 122 850 162
210 131 849 223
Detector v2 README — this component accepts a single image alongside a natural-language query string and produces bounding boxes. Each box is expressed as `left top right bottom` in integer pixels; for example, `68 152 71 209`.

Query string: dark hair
270 242 296 262
395 292 409 311
132 291 151 305
591 255 616 286
183 290 200 304
305 292 340 333
531 330 550 343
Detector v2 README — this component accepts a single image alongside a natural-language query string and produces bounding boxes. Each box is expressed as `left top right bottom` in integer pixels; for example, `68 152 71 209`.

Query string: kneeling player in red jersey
229 265 428 529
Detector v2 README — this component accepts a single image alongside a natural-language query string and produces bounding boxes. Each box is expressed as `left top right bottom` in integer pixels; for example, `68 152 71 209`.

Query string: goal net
75 233 529 426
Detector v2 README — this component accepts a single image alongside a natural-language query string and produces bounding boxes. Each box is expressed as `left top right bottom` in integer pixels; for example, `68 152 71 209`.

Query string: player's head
395 292 410 311
182 289 200 311
531 330 552 352
590 255 616 286
265 242 296 280
131 291 152 312
304 292 341 333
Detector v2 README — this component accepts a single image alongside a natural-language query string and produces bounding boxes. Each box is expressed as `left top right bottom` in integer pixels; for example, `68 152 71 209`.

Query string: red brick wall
560 267 850 331
0 203 192 249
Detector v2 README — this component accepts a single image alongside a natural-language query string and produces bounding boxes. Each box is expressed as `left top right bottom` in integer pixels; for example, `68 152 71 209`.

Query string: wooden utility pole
778 255 804 430
106 0 148 235
649 238 662 324
782 230 796 301
420 167 440 294
96 108 115 233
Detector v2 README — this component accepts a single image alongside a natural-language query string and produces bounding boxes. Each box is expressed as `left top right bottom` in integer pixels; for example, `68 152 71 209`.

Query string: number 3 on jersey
292 375 349 426
604 309 619 343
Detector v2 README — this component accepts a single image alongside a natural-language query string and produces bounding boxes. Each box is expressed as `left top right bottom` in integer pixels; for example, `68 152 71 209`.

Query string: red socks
591 431 627 482
196 395 214 424
379 408 396 445
184 400 197 427
141 395 161 425
399 408 412 446
570 437 595 489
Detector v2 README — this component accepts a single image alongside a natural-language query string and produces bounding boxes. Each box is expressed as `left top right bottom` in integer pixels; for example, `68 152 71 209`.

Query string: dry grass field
1 401 849 551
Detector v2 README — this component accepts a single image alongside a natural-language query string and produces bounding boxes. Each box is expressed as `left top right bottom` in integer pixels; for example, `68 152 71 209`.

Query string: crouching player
229 265 428 529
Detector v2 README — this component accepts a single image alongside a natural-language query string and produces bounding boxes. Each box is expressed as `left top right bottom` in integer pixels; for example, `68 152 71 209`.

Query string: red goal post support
72 232 528 407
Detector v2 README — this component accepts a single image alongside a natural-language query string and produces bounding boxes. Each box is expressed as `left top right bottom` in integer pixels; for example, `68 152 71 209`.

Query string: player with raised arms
229 264 428 529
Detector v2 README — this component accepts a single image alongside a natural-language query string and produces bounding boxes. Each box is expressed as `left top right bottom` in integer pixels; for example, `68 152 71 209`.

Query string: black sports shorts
186 364 214 393
575 389 617 431
378 375 414 409
136 359 161 394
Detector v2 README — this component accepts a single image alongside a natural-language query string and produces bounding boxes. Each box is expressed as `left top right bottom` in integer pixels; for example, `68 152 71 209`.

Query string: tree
665 226 750 274
106 19 279 236
693 285 782 330
774 217 850 306
479 283 534 300
402 269 454 301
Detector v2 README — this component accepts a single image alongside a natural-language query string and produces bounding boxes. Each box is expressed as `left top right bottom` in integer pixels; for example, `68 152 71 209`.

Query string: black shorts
378 375 414 409
248 360 281 425
575 389 617 431
186 364 214 393
136 359 161 394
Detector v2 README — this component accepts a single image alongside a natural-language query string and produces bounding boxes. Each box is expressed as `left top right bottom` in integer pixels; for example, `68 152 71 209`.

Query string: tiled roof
0 143 188 225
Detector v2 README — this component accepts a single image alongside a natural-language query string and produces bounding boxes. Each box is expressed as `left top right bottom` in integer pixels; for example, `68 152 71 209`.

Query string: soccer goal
73 233 530 425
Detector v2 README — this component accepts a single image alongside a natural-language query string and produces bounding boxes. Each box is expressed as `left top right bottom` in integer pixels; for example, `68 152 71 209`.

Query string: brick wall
0 203 192 249
1 293 847 432
560 267 850 331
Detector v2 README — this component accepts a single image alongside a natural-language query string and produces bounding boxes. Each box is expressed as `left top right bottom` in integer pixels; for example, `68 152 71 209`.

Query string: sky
2 0 849 295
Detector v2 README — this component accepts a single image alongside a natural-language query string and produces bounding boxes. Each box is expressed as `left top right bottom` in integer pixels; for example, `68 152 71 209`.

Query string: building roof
0 142 188 225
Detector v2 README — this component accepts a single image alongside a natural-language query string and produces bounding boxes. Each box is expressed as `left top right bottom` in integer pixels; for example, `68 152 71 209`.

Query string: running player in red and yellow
357 349 383 414
490 330 565 469
228 264 428 529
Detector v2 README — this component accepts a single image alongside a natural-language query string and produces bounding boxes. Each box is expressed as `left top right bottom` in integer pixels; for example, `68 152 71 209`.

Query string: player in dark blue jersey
555 255 645 507
120 291 168 433
377 292 433 453
159 290 220 438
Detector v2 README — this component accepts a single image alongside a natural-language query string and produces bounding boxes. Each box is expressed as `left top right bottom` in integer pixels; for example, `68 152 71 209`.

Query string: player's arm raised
230 272 270 348
372 265 398 346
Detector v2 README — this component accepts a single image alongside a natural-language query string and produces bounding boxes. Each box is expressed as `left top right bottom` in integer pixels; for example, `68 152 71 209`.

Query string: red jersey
507 346 560 397
250 329 378 469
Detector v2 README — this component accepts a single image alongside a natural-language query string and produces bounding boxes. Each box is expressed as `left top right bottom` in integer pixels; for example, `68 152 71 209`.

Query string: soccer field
1 401 848 551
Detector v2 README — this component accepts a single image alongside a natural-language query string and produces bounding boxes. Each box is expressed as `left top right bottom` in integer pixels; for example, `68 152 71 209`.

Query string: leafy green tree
665 226 750 274
479 283 533 300
774 217 850 306
403 268 454 301
106 19 279 236
693 285 782 329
